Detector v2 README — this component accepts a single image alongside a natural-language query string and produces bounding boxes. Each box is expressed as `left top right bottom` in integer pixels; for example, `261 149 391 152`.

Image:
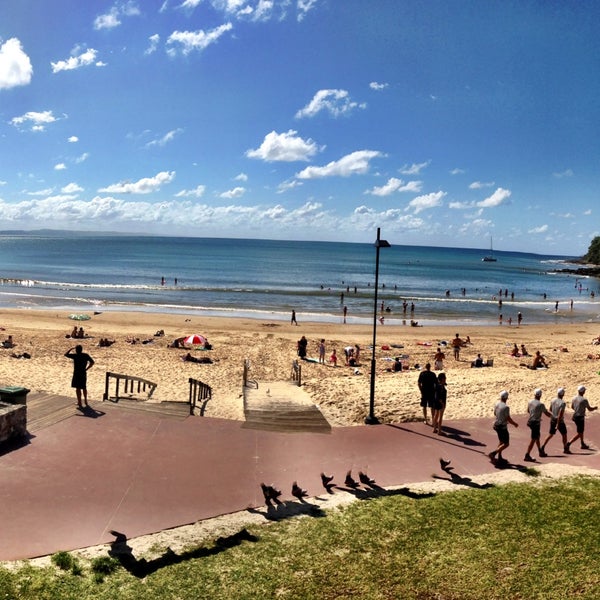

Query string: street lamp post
365 227 391 425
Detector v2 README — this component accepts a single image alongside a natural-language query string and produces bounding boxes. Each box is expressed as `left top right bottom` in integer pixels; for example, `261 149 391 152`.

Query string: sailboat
482 237 497 262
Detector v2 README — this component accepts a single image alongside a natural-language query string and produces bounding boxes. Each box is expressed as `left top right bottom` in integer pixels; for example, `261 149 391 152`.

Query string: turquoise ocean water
0 234 598 326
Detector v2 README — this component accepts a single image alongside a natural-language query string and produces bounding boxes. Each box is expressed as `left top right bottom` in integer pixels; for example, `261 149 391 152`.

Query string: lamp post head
375 239 391 249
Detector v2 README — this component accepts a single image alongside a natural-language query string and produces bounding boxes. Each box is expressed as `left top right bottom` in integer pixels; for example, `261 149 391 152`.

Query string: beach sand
1 309 599 425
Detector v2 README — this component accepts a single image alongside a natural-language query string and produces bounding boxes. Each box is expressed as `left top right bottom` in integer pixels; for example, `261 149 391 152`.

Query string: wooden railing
290 359 302 387
243 359 258 389
188 378 212 416
103 372 157 402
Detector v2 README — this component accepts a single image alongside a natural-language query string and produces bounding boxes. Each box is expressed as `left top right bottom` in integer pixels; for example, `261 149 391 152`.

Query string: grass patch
1 476 599 599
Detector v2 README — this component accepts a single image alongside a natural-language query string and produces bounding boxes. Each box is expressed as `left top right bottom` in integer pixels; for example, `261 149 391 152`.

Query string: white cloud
553 168 574 178
295 89 366 119
0 38 33 90
246 130 321 162
68 136 79 143
145 128 183 148
179 0 202 9
476 187 511 208
450 168 465 175
145 34 160 55
99 171 175 194
399 161 430 175
469 181 495 189
406 191 446 214
11 110 58 132
369 81 388 91
220 186 246 199
27 188 54 196
448 200 473 210
366 177 423 196
234 173 248 182
296 150 381 179
528 224 548 234
298 0 319 21
75 153 90 164
54 163 67 171
166 23 233 56
351 205 425 231
62 182 83 194
94 1 140 30
51 48 100 73
277 179 303 193
175 185 206 198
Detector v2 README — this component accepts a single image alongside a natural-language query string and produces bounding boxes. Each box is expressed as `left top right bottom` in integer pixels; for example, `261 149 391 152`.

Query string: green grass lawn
1 476 599 599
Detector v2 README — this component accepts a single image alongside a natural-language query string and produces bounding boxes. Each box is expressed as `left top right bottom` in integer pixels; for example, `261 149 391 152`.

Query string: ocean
0 234 598 326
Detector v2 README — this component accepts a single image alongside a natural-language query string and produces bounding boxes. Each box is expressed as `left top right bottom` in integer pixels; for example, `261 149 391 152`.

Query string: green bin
0 386 30 405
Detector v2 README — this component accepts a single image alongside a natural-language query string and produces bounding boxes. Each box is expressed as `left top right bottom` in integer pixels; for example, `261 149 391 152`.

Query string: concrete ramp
243 381 331 433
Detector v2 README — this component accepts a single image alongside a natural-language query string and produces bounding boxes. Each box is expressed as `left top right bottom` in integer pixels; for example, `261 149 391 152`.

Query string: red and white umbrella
183 334 207 346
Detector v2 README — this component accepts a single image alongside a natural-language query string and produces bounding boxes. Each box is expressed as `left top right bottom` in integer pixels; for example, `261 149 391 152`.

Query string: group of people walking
489 385 597 465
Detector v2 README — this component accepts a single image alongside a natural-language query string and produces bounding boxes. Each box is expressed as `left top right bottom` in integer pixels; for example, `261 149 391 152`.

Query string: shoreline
1 307 600 427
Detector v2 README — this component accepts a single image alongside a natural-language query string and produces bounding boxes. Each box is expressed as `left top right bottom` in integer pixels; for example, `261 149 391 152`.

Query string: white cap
557 387 565 396
534 388 542 397
578 385 586 393
500 390 509 400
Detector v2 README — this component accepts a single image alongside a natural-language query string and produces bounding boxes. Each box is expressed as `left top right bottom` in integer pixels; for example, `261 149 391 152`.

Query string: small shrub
91 556 119 576
51 551 74 571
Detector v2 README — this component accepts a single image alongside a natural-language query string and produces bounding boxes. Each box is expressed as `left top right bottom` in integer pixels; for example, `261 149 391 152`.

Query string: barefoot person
64 344 95 408
488 390 519 465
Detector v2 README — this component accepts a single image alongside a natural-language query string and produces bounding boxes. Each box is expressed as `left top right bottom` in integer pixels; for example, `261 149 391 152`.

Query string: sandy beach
0 308 599 426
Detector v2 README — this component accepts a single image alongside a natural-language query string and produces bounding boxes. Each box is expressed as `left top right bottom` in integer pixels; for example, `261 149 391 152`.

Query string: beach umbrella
183 334 207 346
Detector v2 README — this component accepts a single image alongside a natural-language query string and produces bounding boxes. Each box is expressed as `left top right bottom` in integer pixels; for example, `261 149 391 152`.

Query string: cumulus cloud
75 153 90 164
62 182 83 194
369 81 388 91
366 178 422 196
476 187 511 208
399 161 430 175
166 23 233 56
351 205 425 231
11 110 58 132
175 185 206 198
406 191 446 214
0 38 33 90
246 130 321 162
277 179 303 193
469 181 495 189
54 163 67 171
99 171 175 194
220 186 245 199
51 48 101 73
68 136 79 143
145 128 183 148
295 150 381 179
295 89 366 119
94 1 140 30
450 168 465 175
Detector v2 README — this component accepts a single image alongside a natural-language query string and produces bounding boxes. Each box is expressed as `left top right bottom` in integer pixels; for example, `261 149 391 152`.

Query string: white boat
482 237 497 262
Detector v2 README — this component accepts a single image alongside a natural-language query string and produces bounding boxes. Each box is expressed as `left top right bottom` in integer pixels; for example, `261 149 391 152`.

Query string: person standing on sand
488 390 519 464
451 333 463 360
434 346 445 370
291 310 298 325
318 339 326 365
566 386 597 451
64 344 94 408
541 388 569 454
524 388 552 462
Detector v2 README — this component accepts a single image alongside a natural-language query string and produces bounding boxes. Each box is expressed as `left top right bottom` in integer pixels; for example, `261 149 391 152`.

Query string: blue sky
0 0 598 255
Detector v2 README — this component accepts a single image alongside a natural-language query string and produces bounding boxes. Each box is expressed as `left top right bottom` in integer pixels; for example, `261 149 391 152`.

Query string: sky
0 0 599 255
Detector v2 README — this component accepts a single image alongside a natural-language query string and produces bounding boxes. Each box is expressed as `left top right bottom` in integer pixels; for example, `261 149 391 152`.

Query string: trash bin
0 386 30 405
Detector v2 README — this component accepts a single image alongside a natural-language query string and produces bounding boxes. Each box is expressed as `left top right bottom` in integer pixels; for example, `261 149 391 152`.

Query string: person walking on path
64 344 94 408
524 388 552 462
541 387 569 454
566 385 597 451
432 372 447 435
417 363 437 424
488 390 519 465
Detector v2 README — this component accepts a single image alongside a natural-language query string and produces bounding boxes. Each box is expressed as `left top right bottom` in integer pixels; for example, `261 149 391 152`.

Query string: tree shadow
108 528 258 578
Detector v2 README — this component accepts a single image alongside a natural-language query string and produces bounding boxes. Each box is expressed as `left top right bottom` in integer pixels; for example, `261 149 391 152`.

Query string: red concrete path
0 405 598 561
